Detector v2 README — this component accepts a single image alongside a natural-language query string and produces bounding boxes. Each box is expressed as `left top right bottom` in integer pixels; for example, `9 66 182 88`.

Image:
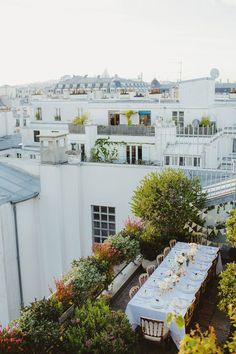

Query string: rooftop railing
97 124 155 136
176 126 218 136
68 124 85 134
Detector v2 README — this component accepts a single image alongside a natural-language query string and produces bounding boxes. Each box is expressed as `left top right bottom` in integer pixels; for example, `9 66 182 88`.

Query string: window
81 144 85 161
33 130 40 142
54 108 61 121
16 118 20 127
23 119 26 127
16 153 22 158
35 107 42 120
179 156 185 166
186 157 192 166
126 145 142 164
172 111 184 127
165 156 170 165
30 154 36 159
92 205 116 243
194 157 200 167
139 111 151 126
108 111 120 125
172 156 178 165
233 139 236 153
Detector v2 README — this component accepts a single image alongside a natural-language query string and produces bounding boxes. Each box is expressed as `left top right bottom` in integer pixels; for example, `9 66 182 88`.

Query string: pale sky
1 0 236 85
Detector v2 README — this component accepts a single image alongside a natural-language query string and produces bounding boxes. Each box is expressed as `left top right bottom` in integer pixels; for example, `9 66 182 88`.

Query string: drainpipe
12 203 24 308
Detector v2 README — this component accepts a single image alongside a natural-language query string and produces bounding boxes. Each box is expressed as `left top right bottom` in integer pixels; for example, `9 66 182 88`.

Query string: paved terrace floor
110 263 231 354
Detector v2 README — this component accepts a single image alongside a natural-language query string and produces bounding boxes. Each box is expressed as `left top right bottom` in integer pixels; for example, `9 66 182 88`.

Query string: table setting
125 241 222 348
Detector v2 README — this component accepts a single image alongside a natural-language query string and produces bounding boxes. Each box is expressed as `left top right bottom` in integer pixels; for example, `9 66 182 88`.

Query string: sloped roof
0 134 22 151
0 162 40 204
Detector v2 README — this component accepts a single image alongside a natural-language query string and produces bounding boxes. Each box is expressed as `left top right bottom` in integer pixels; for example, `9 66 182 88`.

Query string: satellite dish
210 68 220 80
192 119 200 127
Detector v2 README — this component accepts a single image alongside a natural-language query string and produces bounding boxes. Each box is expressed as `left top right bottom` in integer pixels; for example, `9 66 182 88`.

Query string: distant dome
151 78 160 88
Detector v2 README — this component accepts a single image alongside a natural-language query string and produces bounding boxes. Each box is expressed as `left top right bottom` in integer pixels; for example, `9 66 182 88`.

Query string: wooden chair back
190 232 207 245
169 239 176 248
146 264 155 277
140 317 165 342
139 273 148 287
156 254 164 266
163 247 170 258
129 285 139 299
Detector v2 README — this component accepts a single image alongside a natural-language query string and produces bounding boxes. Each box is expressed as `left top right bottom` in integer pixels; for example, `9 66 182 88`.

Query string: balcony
68 124 85 134
97 124 155 136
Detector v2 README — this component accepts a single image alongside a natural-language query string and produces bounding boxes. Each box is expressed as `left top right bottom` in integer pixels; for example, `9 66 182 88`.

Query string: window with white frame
165 156 170 165
193 157 200 167
179 156 185 166
54 108 61 121
172 111 184 127
91 205 116 243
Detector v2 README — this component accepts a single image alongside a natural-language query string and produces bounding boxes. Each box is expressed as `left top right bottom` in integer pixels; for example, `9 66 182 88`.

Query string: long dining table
125 242 223 348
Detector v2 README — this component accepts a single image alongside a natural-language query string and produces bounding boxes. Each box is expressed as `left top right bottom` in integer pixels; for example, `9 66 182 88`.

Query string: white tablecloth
125 242 223 348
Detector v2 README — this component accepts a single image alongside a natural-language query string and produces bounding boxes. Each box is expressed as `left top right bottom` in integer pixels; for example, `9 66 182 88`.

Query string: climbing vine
90 138 126 163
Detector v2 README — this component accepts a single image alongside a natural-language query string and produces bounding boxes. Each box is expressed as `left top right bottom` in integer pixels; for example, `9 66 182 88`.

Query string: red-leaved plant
0 322 25 353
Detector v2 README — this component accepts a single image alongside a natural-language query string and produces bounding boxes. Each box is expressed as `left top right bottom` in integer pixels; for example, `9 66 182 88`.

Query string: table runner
125 242 223 348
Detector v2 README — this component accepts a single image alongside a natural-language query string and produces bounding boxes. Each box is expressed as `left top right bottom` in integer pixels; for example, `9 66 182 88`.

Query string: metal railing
176 126 218 136
204 176 236 200
68 124 85 134
97 124 155 136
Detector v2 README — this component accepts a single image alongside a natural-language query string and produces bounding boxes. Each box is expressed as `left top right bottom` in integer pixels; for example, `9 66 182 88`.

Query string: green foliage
178 324 222 354
125 110 136 125
199 116 212 127
91 137 125 163
131 169 206 238
63 298 136 354
225 305 236 353
226 208 236 247
139 223 168 260
18 298 62 354
166 312 185 328
73 113 88 125
218 262 236 313
108 233 140 263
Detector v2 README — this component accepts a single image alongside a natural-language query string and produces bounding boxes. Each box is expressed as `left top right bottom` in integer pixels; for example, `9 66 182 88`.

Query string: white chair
156 254 164 266
163 247 170 258
146 264 155 277
139 273 148 287
129 285 139 299
169 239 176 248
140 317 170 343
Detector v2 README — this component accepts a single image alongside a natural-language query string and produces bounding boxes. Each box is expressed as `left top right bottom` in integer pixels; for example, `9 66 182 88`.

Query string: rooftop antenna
178 61 182 82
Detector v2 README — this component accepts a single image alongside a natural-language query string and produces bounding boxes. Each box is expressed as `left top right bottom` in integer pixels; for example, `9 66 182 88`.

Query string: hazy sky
1 0 236 85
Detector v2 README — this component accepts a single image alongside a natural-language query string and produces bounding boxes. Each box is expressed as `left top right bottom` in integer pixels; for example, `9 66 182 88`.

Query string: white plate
194 264 208 271
172 298 189 308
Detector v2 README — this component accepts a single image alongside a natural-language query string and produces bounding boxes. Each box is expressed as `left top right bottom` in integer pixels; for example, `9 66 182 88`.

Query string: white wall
179 78 215 108
0 111 15 136
0 203 21 326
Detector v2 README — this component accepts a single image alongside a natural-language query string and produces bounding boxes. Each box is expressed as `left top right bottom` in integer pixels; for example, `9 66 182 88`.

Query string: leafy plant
90 137 126 163
73 113 88 125
225 305 236 353
218 262 236 313
178 324 222 354
226 208 236 247
49 278 73 310
63 298 136 354
108 233 140 264
139 223 169 260
199 116 212 127
18 298 62 354
131 169 206 238
124 110 136 125
0 322 26 353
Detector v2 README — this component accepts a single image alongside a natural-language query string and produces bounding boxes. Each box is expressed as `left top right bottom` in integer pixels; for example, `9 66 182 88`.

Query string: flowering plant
93 240 120 265
124 217 144 234
0 322 25 353
49 278 73 308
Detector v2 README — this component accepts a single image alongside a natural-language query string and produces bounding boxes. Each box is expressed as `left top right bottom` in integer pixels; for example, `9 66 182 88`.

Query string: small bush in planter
17 298 62 354
140 223 170 261
62 298 136 354
108 233 140 264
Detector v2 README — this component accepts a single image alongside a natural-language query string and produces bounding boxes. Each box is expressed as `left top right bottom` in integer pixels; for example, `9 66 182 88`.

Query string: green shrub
63 299 136 354
218 263 236 313
131 169 206 238
108 233 140 263
18 298 62 354
226 208 236 247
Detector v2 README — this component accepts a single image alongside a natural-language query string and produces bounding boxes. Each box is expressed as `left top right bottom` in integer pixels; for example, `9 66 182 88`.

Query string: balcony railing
176 126 218 136
97 124 155 136
68 124 85 134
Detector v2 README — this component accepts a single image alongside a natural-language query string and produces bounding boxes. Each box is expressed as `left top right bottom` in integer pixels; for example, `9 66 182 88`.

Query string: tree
226 208 236 247
199 116 212 127
131 169 206 238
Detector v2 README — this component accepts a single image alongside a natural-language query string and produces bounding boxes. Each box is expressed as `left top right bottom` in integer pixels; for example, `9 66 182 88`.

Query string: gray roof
0 162 40 204
0 134 22 151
